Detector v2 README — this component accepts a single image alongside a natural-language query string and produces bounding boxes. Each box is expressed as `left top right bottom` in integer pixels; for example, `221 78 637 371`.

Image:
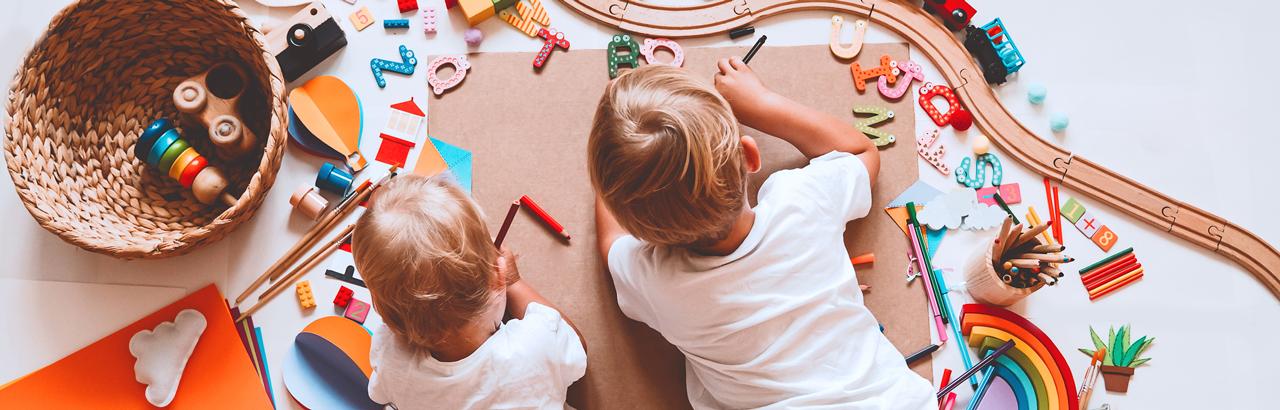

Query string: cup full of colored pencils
964 217 1072 306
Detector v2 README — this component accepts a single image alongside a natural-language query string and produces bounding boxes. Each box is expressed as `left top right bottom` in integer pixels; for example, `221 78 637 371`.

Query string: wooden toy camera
264 2 347 82
173 62 257 159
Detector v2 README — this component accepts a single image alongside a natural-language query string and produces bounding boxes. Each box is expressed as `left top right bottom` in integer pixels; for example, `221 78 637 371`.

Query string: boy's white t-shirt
608 152 933 409
367 302 587 410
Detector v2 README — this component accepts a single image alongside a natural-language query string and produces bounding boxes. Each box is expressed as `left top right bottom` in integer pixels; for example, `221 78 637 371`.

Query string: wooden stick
234 171 394 305
999 223 1022 259
993 216 1012 264
236 224 355 322
1032 243 1064 253
1012 223 1052 249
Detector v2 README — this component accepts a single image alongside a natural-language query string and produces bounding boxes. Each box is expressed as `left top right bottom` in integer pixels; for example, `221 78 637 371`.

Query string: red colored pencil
1043 178 1056 242
1082 257 1139 289
494 200 521 247
1084 261 1141 291
1082 255 1139 288
520 195 570 240
1051 186 1063 244
1089 270 1144 300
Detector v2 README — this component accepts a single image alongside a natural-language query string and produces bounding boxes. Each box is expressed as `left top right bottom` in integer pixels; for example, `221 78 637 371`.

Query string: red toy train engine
922 0 976 31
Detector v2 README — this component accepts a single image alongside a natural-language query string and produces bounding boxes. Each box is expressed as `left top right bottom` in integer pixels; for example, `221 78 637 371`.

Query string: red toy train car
922 0 976 31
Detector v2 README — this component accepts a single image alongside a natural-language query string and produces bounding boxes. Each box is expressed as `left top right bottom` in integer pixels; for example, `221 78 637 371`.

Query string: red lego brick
398 0 418 13
334 286 354 307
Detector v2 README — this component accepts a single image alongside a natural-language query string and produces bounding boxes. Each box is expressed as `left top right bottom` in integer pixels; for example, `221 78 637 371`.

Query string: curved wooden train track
560 0 1280 298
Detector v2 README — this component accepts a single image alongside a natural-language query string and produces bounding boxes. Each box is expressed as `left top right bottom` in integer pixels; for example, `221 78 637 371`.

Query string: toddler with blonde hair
354 174 586 409
590 62 932 408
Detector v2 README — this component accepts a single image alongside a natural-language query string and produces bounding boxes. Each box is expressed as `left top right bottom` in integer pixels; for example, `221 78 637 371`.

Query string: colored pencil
994 217 1012 263
907 203 948 323
908 226 948 343
1082 255 1139 287
1051 186 1063 243
938 368 953 394
1015 253 1074 263
992 192 1019 225
520 195 571 240
493 200 521 247
965 367 998 410
905 344 940 364
938 339 1016 399
1088 268 1144 299
742 35 767 64
1031 243 1064 253
1013 223 1053 248
1079 247 1135 274
850 253 876 265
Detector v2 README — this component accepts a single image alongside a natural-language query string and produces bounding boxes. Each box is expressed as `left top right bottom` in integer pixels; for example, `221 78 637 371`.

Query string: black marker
905 343 940 365
742 35 767 64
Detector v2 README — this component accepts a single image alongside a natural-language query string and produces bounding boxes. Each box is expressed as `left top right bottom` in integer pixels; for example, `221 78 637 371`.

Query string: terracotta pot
1100 365 1135 392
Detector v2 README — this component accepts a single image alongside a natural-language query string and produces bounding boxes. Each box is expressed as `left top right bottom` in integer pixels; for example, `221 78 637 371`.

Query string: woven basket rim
3 0 289 259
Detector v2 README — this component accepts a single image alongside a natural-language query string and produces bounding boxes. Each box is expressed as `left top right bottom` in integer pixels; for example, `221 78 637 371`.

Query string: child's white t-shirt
367 302 587 410
608 152 933 409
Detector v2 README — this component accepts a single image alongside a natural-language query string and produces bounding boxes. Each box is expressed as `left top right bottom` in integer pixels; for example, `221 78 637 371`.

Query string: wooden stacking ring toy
137 119 238 206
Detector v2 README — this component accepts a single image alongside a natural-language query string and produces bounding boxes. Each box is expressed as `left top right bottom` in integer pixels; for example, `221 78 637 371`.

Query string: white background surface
1 0 1277 408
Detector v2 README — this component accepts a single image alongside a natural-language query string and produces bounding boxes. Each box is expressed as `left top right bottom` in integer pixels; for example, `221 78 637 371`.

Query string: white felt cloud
918 188 978 230
129 309 207 407
963 203 1009 230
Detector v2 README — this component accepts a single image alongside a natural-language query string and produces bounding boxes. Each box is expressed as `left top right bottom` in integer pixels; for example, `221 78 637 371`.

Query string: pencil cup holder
964 237 1043 306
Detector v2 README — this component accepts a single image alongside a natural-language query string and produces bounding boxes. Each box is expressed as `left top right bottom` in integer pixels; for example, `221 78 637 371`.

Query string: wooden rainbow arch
558 0 1280 300
961 304 1077 410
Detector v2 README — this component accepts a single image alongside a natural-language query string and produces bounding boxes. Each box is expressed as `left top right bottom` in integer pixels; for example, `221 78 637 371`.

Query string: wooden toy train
922 0 1024 84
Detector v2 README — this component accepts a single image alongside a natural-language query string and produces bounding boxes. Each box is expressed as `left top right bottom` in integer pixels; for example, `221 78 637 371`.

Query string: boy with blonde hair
590 62 932 408
353 174 587 409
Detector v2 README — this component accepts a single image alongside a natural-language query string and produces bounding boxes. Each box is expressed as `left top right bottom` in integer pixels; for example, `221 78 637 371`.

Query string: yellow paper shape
290 76 367 170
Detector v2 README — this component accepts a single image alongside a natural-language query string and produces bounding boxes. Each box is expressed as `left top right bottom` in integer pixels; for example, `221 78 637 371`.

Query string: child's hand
497 247 521 286
713 57 778 125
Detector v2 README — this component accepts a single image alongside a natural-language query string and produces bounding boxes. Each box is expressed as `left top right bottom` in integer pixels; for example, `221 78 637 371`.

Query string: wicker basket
3 0 287 258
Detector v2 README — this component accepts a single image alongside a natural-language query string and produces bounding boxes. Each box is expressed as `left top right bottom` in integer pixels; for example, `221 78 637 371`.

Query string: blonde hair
589 65 746 246
353 174 500 352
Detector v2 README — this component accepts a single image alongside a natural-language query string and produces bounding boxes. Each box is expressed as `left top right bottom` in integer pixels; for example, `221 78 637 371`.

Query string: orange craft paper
301 316 373 377
411 137 448 177
290 75 365 167
0 285 271 409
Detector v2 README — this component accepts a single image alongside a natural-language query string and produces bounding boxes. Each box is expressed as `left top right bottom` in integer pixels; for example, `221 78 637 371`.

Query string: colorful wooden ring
426 55 470 95
168 147 200 180
158 139 191 173
137 118 175 159
146 129 181 166
179 156 208 188
640 38 684 67
290 184 329 220
316 162 354 195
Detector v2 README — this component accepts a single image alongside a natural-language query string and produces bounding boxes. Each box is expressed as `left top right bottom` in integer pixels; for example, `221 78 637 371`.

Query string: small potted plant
1078 325 1154 393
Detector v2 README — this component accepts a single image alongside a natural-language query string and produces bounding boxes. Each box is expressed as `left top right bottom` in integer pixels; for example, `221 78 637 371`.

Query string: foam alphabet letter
607 33 640 78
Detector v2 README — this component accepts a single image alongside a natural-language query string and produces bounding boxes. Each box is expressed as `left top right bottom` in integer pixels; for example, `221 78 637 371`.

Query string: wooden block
1073 211 1100 239
1059 197 1086 223
295 280 316 309
457 0 495 26
344 298 371 324
1091 225 1118 252
976 183 1020 206
350 6 375 31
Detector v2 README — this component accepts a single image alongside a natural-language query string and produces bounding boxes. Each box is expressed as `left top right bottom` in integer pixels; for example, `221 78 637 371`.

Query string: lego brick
398 0 418 13
333 286 353 308
458 0 495 26
1059 197 1086 223
344 298 371 324
1091 225 1118 252
423 7 437 33
295 281 316 309
383 19 410 29
349 6 375 31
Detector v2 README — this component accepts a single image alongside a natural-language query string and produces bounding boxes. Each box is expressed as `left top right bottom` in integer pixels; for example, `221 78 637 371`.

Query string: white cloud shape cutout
963 203 1009 230
918 188 978 230
129 309 207 407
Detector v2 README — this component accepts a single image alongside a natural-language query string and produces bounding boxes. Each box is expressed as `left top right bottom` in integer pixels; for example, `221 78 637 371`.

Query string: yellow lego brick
458 0 495 26
296 280 316 309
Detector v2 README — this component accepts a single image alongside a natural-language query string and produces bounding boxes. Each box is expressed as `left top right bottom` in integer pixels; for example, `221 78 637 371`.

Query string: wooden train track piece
555 0 1280 298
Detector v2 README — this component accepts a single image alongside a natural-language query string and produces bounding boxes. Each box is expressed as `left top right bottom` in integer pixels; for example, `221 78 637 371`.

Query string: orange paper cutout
290 76 368 171
0 285 271 409
300 316 373 378
411 137 449 177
